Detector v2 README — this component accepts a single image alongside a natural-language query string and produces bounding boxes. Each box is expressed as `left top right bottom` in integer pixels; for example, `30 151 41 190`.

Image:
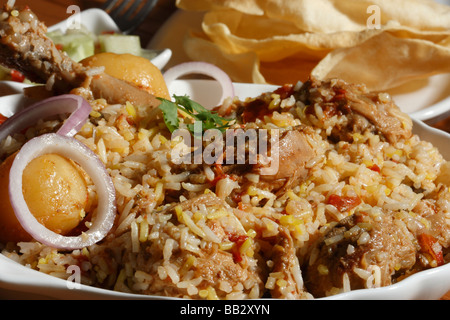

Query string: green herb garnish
157 95 231 136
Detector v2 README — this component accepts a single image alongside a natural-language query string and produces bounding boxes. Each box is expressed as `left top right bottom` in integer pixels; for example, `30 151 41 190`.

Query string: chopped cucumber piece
47 26 154 63
98 34 142 56
47 30 95 62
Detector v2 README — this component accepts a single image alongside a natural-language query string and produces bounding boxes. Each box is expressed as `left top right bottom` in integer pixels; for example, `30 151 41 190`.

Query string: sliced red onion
9 133 116 250
163 62 235 103
0 94 91 143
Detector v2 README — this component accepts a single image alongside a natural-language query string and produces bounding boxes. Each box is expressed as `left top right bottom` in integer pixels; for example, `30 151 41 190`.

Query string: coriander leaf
158 95 231 135
174 95 209 115
174 95 231 133
157 98 179 133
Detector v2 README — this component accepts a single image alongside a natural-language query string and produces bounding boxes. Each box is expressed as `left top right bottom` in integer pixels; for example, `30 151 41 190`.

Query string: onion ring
0 94 92 142
163 62 235 103
9 133 116 250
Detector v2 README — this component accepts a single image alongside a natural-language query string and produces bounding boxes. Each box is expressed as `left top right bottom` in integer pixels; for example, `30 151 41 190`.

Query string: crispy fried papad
176 0 450 91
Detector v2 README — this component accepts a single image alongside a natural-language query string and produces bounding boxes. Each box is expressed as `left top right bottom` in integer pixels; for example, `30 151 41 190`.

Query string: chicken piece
303 211 416 298
0 5 85 93
412 185 450 252
299 77 412 144
139 192 264 298
194 246 263 291
0 4 159 108
269 227 306 299
254 126 318 194
222 126 320 197
89 73 161 107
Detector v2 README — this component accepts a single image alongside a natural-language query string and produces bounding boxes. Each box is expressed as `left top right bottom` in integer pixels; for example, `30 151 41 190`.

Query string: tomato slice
227 233 249 263
327 194 361 212
418 233 444 266
10 69 25 82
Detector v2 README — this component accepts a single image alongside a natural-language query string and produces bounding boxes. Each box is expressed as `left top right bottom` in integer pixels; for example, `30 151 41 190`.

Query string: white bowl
1 82 449 300
48 8 172 70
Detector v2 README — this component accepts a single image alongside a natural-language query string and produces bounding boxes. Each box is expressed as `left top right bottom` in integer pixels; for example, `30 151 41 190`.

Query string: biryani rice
1 78 450 299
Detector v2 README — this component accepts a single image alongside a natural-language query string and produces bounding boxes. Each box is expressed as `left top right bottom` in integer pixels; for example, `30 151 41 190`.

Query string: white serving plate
0 81 449 300
49 8 172 70
388 73 450 123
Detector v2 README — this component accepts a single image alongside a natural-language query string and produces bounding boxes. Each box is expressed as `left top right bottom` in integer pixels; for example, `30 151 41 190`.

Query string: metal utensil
101 0 158 34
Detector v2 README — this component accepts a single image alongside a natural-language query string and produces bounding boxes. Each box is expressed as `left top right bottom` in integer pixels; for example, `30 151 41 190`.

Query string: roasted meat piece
0 3 159 107
220 125 323 198
0 5 86 93
269 227 306 299
298 77 413 144
304 211 416 297
254 126 318 194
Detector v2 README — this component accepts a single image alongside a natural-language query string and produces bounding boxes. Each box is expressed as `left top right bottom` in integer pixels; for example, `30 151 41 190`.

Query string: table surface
5 0 450 300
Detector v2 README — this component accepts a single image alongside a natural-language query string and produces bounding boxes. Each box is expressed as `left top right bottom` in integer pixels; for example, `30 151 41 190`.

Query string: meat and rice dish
0 2 449 299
